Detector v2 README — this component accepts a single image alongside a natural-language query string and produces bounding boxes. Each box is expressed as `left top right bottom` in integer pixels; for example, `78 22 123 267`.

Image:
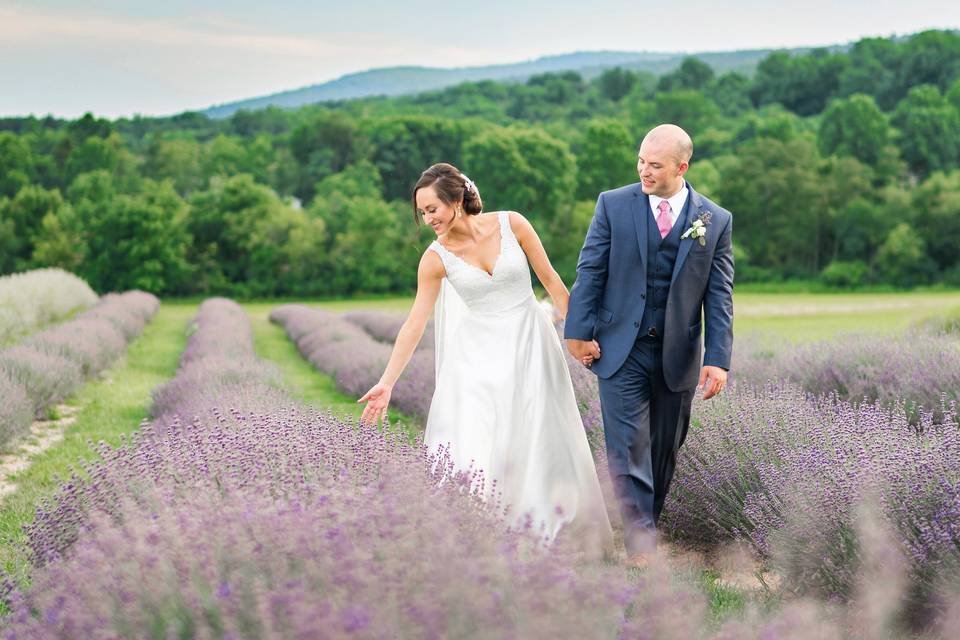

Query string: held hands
697 365 727 400
357 382 392 426
566 339 601 368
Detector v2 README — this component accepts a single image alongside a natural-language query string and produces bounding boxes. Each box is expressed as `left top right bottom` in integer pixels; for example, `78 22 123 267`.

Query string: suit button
633 321 639 327
641 294 646 299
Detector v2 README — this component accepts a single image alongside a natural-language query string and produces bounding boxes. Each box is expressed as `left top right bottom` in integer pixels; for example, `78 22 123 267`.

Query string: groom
565 124 734 565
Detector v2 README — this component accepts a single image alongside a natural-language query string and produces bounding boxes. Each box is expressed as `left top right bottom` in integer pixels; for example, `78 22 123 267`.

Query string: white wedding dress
425 211 613 551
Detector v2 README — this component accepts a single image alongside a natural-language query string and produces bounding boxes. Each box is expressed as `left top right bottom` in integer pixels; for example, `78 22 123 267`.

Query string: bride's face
416 186 458 236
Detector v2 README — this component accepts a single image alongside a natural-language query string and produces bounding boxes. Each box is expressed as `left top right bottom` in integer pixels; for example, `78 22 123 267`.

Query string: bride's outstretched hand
358 382 392 426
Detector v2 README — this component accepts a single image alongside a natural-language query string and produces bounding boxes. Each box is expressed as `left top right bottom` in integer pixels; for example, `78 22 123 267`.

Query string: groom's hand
698 366 728 400
566 339 601 367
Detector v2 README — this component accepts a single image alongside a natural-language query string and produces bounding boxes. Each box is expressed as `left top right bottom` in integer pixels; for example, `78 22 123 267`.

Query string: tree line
1 29 959 295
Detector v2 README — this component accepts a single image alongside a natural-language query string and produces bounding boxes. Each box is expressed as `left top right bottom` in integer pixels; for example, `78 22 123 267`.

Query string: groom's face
637 140 686 197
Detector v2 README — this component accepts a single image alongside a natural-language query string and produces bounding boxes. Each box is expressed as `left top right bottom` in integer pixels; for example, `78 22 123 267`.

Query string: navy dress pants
596 335 695 555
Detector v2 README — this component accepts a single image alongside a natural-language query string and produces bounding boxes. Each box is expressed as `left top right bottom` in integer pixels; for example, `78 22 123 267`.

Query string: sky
1 0 957 119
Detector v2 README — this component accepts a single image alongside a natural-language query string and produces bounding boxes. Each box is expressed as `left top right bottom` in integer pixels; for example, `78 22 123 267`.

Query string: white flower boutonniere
680 211 712 246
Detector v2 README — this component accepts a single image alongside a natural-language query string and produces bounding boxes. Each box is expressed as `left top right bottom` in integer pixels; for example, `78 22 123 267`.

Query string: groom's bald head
641 124 693 166
637 124 692 198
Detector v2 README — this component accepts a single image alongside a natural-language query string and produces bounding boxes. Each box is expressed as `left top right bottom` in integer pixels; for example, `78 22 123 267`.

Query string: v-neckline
439 213 504 279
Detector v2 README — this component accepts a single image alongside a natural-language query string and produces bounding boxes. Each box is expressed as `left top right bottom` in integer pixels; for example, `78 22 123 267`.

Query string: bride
358 163 613 553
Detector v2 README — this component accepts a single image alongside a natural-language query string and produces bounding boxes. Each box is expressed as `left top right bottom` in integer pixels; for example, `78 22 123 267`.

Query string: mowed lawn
733 290 960 340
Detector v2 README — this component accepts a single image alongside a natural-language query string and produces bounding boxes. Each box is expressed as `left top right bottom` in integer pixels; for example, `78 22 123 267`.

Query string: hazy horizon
1 0 956 119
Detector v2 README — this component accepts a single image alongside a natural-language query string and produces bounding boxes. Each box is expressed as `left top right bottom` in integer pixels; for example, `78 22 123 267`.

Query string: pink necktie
656 200 673 239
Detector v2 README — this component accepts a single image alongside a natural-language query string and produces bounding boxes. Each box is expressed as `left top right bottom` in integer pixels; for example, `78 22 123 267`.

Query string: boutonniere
680 211 712 246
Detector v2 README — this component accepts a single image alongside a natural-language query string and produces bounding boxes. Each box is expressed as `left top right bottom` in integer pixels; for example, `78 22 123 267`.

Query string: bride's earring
456 207 462 218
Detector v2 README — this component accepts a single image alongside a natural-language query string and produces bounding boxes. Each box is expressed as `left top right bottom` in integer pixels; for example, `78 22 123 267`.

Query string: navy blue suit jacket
564 181 734 391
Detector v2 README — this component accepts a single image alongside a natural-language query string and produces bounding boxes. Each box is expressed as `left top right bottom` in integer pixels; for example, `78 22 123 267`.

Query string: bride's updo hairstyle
412 162 483 224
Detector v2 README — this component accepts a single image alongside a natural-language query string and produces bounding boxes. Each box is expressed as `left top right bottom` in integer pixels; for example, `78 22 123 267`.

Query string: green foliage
833 197 895 264
314 161 384 201
892 85 960 177
0 185 66 272
715 135 826 276
143 136 204 195
704 72 753 116
875 223 937 287
597 67 638 102
657 57 715 92
289 110 370 201
0 133 32 198
309 194 421 296
911 170 960 272
820 260 870 288
463 125 576 230
575 119 638 200
818 94 890 166
78 177 192 293
651 90 721 138
750 49 848 116
187 174 321 295
367 115 471 201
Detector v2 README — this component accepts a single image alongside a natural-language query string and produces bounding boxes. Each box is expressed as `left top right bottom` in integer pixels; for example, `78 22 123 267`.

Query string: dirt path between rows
0 404 80 499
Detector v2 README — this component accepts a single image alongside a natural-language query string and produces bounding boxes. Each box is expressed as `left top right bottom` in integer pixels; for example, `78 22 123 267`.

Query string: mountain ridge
201 45 840 118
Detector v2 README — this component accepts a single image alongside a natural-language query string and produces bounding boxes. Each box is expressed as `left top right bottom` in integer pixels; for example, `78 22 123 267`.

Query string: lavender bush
658 380 960 619
23 318 125 377
342 309 436 349
271 304 434 420
0 290 159 447
732 331 960 422
0 370 33 445
151 298 286 428
18 290 159 378
77 291 160 340
0 268 98 346
0 347 83 420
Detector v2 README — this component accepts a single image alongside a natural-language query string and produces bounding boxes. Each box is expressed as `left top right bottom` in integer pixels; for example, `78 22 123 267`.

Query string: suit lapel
670 182 702 284
631 186 649 271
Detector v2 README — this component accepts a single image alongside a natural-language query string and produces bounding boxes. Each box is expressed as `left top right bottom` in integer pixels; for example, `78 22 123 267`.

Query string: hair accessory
461 174 476 195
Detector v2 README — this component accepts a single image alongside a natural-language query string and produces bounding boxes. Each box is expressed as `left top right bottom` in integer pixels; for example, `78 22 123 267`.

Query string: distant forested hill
201 47 822 118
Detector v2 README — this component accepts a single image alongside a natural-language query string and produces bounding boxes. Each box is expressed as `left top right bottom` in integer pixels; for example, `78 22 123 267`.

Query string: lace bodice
428 211 534 312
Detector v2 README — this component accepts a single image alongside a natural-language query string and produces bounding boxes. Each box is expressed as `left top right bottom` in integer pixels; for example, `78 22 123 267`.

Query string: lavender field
1 290 959 637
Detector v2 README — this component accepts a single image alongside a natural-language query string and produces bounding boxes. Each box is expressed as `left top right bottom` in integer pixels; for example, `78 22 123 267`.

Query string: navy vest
639 197 690 338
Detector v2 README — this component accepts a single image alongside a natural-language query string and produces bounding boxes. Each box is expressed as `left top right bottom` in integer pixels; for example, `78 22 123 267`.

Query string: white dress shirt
648 184 689 230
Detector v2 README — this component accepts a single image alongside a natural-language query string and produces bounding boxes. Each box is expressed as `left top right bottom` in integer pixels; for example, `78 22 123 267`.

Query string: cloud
0 6 354 57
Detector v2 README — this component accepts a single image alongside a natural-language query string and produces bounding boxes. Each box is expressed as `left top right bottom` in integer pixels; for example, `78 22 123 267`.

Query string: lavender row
270 304 434 421
342 309 435 349
0 291 159 446
150 297 288 429
0 268 98 346
657 380 960 614
732 331 960 422
20 297 283 569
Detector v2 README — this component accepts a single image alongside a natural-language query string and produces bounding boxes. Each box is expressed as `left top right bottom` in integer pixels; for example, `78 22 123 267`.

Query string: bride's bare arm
358 250 444 425
509 211 570 319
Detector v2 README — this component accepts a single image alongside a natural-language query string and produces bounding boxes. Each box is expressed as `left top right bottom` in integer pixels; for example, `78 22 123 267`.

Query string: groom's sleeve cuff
562 319 595 341
703 351 731 370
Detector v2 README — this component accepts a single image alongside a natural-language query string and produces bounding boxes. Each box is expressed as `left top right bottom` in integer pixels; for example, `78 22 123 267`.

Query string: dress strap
497 211 517 243
427 241 452 273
